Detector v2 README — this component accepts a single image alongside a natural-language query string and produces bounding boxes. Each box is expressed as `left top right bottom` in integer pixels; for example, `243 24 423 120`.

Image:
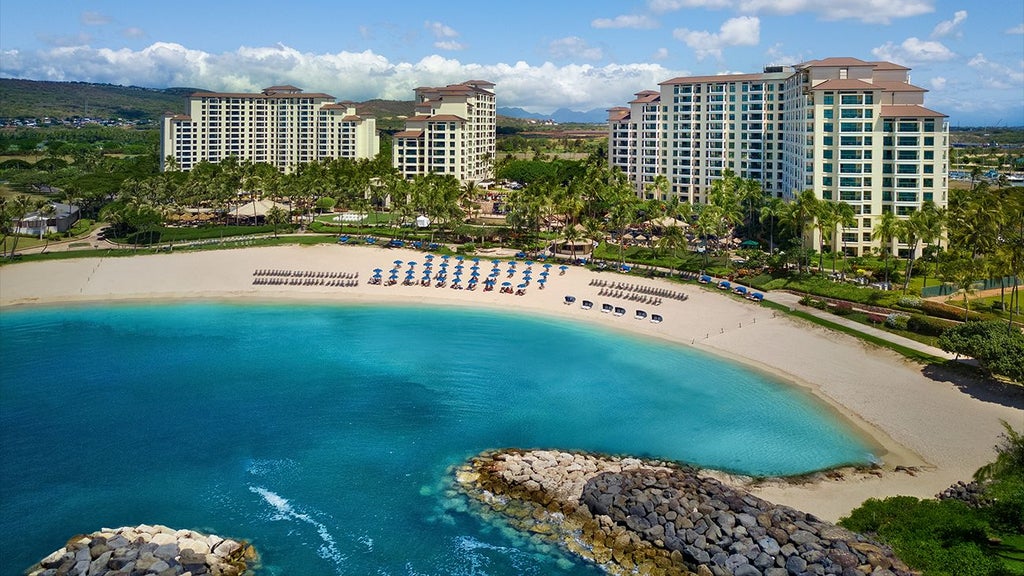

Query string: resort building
392 80 496 184
608 58 949 257
160 85 379 172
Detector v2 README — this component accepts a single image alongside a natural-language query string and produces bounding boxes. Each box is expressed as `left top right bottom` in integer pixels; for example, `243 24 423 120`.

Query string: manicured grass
995 533 1024 574
112 224 295 245
759 299 946 365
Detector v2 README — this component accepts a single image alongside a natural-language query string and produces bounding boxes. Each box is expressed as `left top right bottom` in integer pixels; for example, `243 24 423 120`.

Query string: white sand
2 244 1021 522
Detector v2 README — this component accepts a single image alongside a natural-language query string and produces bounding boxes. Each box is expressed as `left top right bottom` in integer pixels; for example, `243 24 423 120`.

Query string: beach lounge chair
581 300 593 310
635 310 648 320
601 303 613 313
613 306 626 317
718 280 731 290
698 275 711 284
651 314 663 324
733 285 748 296
748 292 764 302
564 295 576 305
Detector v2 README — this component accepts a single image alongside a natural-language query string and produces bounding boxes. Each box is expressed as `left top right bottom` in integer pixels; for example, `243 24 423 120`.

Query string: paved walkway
763 290 958 360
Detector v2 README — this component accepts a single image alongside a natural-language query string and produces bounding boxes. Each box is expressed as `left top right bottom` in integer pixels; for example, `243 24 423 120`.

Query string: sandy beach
1 243 1021 522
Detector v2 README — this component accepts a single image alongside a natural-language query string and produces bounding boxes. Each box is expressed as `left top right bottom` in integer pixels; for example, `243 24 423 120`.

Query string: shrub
885 313 910 330
830 301 854 316
898 296 924 309
939 321 1024 382
866 313 887 324
921 299 985 322
840 496 1007 576
906 314 956 337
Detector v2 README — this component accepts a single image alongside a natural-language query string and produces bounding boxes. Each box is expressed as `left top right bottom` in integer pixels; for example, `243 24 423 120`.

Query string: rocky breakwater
454 449 912 576
26 524 257 576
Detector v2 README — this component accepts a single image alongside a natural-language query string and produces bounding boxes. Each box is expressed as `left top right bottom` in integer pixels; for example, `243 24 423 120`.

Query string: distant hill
499 106 606 124
0 78 199 121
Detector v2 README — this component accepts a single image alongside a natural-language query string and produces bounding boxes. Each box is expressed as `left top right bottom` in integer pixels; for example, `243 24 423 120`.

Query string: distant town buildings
392 80 496 183
159 85 379 172
609 57 949 257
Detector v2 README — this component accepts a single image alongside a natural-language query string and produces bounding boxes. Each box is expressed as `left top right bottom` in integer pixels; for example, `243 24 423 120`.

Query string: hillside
0 78 198 121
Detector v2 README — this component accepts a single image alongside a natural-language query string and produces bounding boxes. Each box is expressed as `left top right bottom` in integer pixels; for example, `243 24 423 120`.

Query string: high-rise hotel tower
392 80 496 183
161 85 379 172
609 58 948 256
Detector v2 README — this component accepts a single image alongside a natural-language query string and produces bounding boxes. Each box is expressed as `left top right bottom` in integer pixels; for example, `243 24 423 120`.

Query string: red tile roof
872 81 926 92
394 130 424 138
880 105 947 118
811 79 879 91
659 72 768 85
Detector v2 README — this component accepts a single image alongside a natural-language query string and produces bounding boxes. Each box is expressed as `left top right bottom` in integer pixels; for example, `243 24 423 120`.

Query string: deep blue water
0 303 875 574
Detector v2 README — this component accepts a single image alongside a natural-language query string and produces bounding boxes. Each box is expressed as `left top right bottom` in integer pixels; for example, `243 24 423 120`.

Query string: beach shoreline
2 243 1021 522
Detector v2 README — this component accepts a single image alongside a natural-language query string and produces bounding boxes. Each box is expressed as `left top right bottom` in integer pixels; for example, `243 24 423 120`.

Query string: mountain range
0 78 606 125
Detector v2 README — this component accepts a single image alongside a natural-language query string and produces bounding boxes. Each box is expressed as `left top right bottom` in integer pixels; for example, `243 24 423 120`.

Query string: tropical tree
759 197 784 253
265 205 290 238
872 210 899 285
778 190 819 273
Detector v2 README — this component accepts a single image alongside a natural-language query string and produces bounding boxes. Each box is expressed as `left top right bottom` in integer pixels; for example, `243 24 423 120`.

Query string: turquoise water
0 303 874 574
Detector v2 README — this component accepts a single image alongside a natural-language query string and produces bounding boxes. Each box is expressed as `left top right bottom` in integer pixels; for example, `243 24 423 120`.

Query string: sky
0 0 1021 126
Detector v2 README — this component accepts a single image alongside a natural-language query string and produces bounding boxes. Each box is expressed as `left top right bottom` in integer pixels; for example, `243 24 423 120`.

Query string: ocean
0 302 874 574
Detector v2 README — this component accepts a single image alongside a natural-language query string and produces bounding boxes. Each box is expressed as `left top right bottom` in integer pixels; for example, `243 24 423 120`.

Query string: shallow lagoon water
0 303 875 574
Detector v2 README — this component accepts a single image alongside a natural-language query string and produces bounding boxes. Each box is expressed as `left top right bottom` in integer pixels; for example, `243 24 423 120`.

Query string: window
823 94 834 105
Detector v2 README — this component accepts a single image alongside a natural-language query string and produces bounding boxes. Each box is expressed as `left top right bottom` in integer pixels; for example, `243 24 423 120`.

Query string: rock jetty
454 449 912 576
26 525 257 576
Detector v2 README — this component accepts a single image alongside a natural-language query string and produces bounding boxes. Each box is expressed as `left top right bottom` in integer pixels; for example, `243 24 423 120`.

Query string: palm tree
655 223 688 273
941 250 981 321
778 190 818 273
872 210 899 285
737 178 765 239
759 197 783 253
834 201 856 273
6 195 34 258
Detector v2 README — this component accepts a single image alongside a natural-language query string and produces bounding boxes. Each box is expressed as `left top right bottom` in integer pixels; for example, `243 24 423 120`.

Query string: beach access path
1 243 1020 523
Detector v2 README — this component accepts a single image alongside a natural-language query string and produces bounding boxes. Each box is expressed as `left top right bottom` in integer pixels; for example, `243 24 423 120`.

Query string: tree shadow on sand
921 362 1024 410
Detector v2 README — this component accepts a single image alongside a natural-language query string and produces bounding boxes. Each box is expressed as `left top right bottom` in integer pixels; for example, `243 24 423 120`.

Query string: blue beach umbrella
472 257 480 263
455 264 464 270
491 259 501 265
543 263 552 269
455 255 464 261
471 270 479 277
540 271 549 277
489 270 500 277
373 268 382 274
372 272 382 278
559 265 569 271
526 260 533 267
441 254 450 261
538 278 546 285
501 281 512 287
393 260 403 266
407 261 417 267
425 254 434 261
517 283 527 289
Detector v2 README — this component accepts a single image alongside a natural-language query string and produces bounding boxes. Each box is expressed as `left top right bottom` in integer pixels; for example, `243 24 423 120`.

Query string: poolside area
1 243 1021 522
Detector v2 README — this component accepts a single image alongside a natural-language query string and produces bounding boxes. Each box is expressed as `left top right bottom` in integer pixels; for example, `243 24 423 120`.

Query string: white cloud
0 42 679 114
652 47 670 60
122 27 146 39
81 11 111 26
649 0 732 12
36 32 92 48
931 10 967 38
871 37 955 64
424 21 463 51
967 53 1024 89
650 0 933 24
548 36 604 61
763 43 808 67
673 16 759 60
929 76 947 90
434 41 465 51
424 21 458 39
592 14 659 29
1007 24 1024 35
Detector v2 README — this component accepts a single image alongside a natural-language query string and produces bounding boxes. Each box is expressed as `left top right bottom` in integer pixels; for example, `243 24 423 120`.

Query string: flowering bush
897 296 924 309
885 313 910 330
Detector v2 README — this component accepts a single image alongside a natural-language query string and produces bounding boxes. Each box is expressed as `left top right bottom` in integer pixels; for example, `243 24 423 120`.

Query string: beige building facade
609 58 949 257
392 80 496 183
160 85 379 172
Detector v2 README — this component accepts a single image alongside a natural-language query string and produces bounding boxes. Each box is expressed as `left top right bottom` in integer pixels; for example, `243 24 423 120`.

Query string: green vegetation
840 421 1024 576
938 321 1024 382
0 79 194 122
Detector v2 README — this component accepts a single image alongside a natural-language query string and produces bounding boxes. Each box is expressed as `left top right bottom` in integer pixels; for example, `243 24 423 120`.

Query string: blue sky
1 0 1021 125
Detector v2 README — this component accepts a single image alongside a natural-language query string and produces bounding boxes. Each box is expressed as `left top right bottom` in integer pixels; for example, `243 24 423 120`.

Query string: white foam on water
249 485 347 573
